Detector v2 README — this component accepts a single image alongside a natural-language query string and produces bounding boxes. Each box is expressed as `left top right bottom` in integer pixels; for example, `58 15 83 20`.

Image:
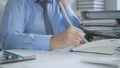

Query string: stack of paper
77 0 104 11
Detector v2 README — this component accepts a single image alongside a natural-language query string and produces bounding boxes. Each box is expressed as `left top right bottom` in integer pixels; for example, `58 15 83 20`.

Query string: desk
0 50 120 68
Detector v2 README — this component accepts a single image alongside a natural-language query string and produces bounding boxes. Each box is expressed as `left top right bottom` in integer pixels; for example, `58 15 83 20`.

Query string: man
0 0 85 50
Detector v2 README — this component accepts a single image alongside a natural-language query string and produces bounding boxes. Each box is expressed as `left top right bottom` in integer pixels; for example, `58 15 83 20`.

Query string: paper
25 59 91 68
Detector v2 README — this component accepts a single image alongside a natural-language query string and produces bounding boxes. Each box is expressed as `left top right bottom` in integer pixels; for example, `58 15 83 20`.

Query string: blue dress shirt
0 0 81 50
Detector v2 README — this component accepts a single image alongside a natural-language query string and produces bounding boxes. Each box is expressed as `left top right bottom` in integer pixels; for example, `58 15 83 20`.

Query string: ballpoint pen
3 50 23 59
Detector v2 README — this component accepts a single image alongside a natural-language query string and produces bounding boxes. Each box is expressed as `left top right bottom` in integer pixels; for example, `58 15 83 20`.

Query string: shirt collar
34 0 53 3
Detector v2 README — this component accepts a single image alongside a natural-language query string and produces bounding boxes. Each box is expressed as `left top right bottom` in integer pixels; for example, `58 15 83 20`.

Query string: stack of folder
80 10 120 40
81 10 120 31
77 0 104 11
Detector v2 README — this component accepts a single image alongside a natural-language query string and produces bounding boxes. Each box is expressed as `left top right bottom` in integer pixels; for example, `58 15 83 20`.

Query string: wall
117 0 120 10
104 0 120 10
69 0 76 11
69 0 81 17
104 0 117 10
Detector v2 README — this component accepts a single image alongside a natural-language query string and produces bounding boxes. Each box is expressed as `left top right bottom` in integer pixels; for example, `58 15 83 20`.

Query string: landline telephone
57 1 120 55
72 39 120 55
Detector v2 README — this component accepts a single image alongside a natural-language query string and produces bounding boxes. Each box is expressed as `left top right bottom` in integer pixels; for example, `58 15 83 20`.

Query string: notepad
0 50 36 65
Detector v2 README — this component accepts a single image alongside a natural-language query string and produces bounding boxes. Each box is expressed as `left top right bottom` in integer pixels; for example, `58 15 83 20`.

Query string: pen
3 50 23 59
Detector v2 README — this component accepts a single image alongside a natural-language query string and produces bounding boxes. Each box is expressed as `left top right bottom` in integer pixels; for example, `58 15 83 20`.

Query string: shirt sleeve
51 1 83 34
56 5 82 29
64 5 81 28
0 0 51 50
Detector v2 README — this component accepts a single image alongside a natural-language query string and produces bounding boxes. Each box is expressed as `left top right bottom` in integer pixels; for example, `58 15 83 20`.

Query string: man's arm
50 0 85 49
61 0 81 28
0 0 51 50
50 26 85 49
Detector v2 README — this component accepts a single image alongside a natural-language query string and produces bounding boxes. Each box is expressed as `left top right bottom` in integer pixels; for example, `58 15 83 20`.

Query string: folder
81 11 120 19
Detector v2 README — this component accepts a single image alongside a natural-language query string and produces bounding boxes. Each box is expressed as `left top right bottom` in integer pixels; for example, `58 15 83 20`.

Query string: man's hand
58 0 68 8
50 26 85 49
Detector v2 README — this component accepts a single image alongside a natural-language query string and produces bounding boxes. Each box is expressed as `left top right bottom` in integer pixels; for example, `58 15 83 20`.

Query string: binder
81 11 120 19
77 8 104 11
77 1 104 5
81 19 118 26
77 5 104 8
0 50 36 64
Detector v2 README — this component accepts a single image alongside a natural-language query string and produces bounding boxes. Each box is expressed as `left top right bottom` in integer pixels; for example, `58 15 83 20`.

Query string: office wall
69 0 81 17
69 0 76 11
104 0 117 10
104 0 120 10
117 0 120 10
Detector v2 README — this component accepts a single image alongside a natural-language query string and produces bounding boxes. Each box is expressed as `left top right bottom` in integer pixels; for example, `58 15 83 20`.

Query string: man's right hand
50 26 85 49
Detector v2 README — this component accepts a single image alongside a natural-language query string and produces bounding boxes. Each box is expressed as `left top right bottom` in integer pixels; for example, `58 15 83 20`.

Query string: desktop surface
0 49 120 68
